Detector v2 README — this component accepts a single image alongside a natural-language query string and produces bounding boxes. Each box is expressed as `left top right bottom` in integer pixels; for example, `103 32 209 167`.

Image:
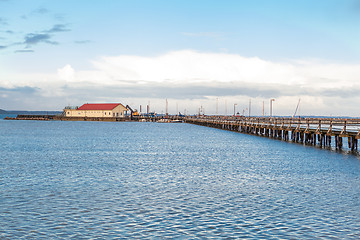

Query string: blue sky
1 0 360 115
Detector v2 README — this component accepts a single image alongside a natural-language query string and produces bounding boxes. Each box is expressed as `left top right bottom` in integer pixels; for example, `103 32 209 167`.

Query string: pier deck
184 116 360 152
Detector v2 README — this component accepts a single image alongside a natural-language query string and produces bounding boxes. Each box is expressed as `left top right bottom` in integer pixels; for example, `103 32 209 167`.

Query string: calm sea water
1 119 360 239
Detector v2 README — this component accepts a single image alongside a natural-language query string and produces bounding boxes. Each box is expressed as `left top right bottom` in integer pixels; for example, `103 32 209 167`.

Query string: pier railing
184 116 360 151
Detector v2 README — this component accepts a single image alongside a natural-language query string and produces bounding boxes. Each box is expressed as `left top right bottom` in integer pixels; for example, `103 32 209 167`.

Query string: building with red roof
64 103 128 118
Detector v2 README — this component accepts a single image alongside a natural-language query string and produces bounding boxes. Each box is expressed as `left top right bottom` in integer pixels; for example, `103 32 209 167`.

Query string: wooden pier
184 116 360 152
6 114 360 152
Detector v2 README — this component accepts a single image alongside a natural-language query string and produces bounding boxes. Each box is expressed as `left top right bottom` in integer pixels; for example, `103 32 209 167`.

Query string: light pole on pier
216 97 219 115
262 101 264 117
233 103 237 116
270 99 275 117
165 99 168 118
249 99 251 117
225 100 227 115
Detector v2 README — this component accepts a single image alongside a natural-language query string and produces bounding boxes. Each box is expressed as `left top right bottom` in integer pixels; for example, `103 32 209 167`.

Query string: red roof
77 103 123 111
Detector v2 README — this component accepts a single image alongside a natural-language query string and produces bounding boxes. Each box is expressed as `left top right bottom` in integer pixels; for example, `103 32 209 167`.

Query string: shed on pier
64 103 128 118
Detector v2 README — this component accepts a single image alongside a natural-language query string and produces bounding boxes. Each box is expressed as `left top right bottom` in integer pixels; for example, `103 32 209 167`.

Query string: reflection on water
1 120 360 239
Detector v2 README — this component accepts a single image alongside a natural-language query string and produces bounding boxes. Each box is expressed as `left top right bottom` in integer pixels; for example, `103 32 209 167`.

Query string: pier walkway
184 116 360 152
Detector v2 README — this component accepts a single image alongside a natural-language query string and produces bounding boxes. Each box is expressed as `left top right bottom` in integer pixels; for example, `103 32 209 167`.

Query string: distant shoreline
0 110 62 115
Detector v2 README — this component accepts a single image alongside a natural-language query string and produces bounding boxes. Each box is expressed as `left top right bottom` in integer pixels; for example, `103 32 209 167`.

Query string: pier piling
185 116 360 153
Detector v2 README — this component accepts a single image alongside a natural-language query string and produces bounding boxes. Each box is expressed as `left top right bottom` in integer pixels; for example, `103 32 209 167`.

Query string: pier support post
350 137 358 151
355 138 358 150
338 136 343 150
335 135 338 149
320 134 323 147
326 135 331 146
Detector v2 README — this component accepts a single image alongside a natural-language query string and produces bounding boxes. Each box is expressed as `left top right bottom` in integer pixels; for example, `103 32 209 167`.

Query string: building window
117 113 119 117
105 112 106 115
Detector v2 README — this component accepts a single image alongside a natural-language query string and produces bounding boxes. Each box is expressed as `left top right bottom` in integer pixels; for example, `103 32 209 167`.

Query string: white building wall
64 104 127 118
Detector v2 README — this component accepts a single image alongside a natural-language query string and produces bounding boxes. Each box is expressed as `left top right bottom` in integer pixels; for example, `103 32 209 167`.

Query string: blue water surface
1 119 360 239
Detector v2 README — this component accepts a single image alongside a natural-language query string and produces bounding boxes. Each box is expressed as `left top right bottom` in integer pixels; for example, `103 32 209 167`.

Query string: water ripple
1 121 360 239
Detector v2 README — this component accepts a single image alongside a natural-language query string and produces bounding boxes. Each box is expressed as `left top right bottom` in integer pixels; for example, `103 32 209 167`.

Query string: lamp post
263 101 265 117
249 99 251 117
270 99 275 117
233 103 237 116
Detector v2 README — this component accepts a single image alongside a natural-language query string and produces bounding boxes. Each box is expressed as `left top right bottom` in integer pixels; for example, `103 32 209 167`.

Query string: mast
293 99 301 118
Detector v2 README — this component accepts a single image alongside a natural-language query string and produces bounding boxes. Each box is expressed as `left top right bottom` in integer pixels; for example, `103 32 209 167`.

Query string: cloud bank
2 50 360 115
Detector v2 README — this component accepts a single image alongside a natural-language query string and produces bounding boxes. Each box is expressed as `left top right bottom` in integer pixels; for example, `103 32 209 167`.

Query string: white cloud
70 50 359 89
57 64 75 82
89 50 297 84
2 50 360 115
